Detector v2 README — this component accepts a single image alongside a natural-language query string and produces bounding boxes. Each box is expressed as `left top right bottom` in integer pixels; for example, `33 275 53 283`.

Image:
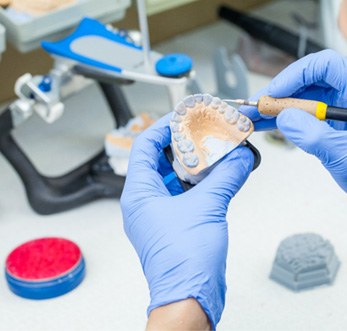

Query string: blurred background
0 1 347 330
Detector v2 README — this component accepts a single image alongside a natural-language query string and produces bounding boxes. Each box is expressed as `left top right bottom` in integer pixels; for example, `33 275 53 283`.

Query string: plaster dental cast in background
120 49 347 330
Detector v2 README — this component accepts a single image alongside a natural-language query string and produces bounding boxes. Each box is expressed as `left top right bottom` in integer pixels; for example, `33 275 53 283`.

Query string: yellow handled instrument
225 96 347 121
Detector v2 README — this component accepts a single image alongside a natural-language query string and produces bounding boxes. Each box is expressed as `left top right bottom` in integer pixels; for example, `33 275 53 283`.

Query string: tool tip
223 99 243 104
223 99 258 106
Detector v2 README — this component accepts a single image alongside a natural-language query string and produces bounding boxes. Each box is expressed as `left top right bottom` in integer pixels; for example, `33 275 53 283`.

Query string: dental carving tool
224 96 347 121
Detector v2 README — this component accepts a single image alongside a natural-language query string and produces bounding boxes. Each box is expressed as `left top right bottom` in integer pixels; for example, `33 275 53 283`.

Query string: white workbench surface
0 1 346 330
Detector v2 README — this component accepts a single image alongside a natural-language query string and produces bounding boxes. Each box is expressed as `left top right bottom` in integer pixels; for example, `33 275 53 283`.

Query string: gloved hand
241 49 347 131
241 49 347 191
121 113 254 329
277 108 347 191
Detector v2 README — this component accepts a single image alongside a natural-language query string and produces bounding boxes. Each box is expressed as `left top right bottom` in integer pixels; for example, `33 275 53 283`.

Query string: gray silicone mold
270 233 340 291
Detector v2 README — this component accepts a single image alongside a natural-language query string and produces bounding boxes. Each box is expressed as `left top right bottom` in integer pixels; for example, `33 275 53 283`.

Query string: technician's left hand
121 113 254 329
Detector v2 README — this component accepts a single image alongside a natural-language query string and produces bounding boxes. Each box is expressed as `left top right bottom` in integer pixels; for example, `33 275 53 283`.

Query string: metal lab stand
0 23 5 60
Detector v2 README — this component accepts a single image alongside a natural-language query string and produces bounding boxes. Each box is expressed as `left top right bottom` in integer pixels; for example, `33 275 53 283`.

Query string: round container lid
5 237 85 300
155 53 193 77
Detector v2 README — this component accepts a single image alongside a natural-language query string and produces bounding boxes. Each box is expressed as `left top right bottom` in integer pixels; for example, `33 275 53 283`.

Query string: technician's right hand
277 108 347 191
121 114 253 330
241 50 347 192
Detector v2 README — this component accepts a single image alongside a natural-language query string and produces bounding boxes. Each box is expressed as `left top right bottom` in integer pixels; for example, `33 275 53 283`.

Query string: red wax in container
5 237 85 299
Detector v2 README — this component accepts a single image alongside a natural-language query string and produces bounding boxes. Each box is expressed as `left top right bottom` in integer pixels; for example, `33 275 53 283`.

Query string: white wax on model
202 135 237 166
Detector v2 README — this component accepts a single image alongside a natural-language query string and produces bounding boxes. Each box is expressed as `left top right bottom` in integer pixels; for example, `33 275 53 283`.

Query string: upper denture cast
170 93 253 183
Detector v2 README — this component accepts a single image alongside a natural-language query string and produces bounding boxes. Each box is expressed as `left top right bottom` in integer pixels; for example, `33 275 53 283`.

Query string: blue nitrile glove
240 50 347 191
276 108 347 192
240 49 347 131
121 113 254 329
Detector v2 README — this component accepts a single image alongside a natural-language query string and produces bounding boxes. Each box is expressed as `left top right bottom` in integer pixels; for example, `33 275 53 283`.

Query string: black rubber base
164 140 261 191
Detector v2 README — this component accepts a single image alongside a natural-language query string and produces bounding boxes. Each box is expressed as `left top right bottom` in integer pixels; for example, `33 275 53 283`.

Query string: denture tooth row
171 100 199 165
173 93 250 131
173 127 197 166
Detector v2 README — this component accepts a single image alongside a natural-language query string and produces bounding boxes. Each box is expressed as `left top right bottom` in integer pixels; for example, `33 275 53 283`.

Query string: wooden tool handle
258 96 319 116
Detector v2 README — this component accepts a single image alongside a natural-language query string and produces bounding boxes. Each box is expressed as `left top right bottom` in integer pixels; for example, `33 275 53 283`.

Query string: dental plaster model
270 233 340 291
170 93 254 184
10 0 76 15
105 113 155 176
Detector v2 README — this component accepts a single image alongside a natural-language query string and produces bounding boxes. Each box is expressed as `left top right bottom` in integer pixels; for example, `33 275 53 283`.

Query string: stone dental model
105 112 155 176
170 93 254 184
